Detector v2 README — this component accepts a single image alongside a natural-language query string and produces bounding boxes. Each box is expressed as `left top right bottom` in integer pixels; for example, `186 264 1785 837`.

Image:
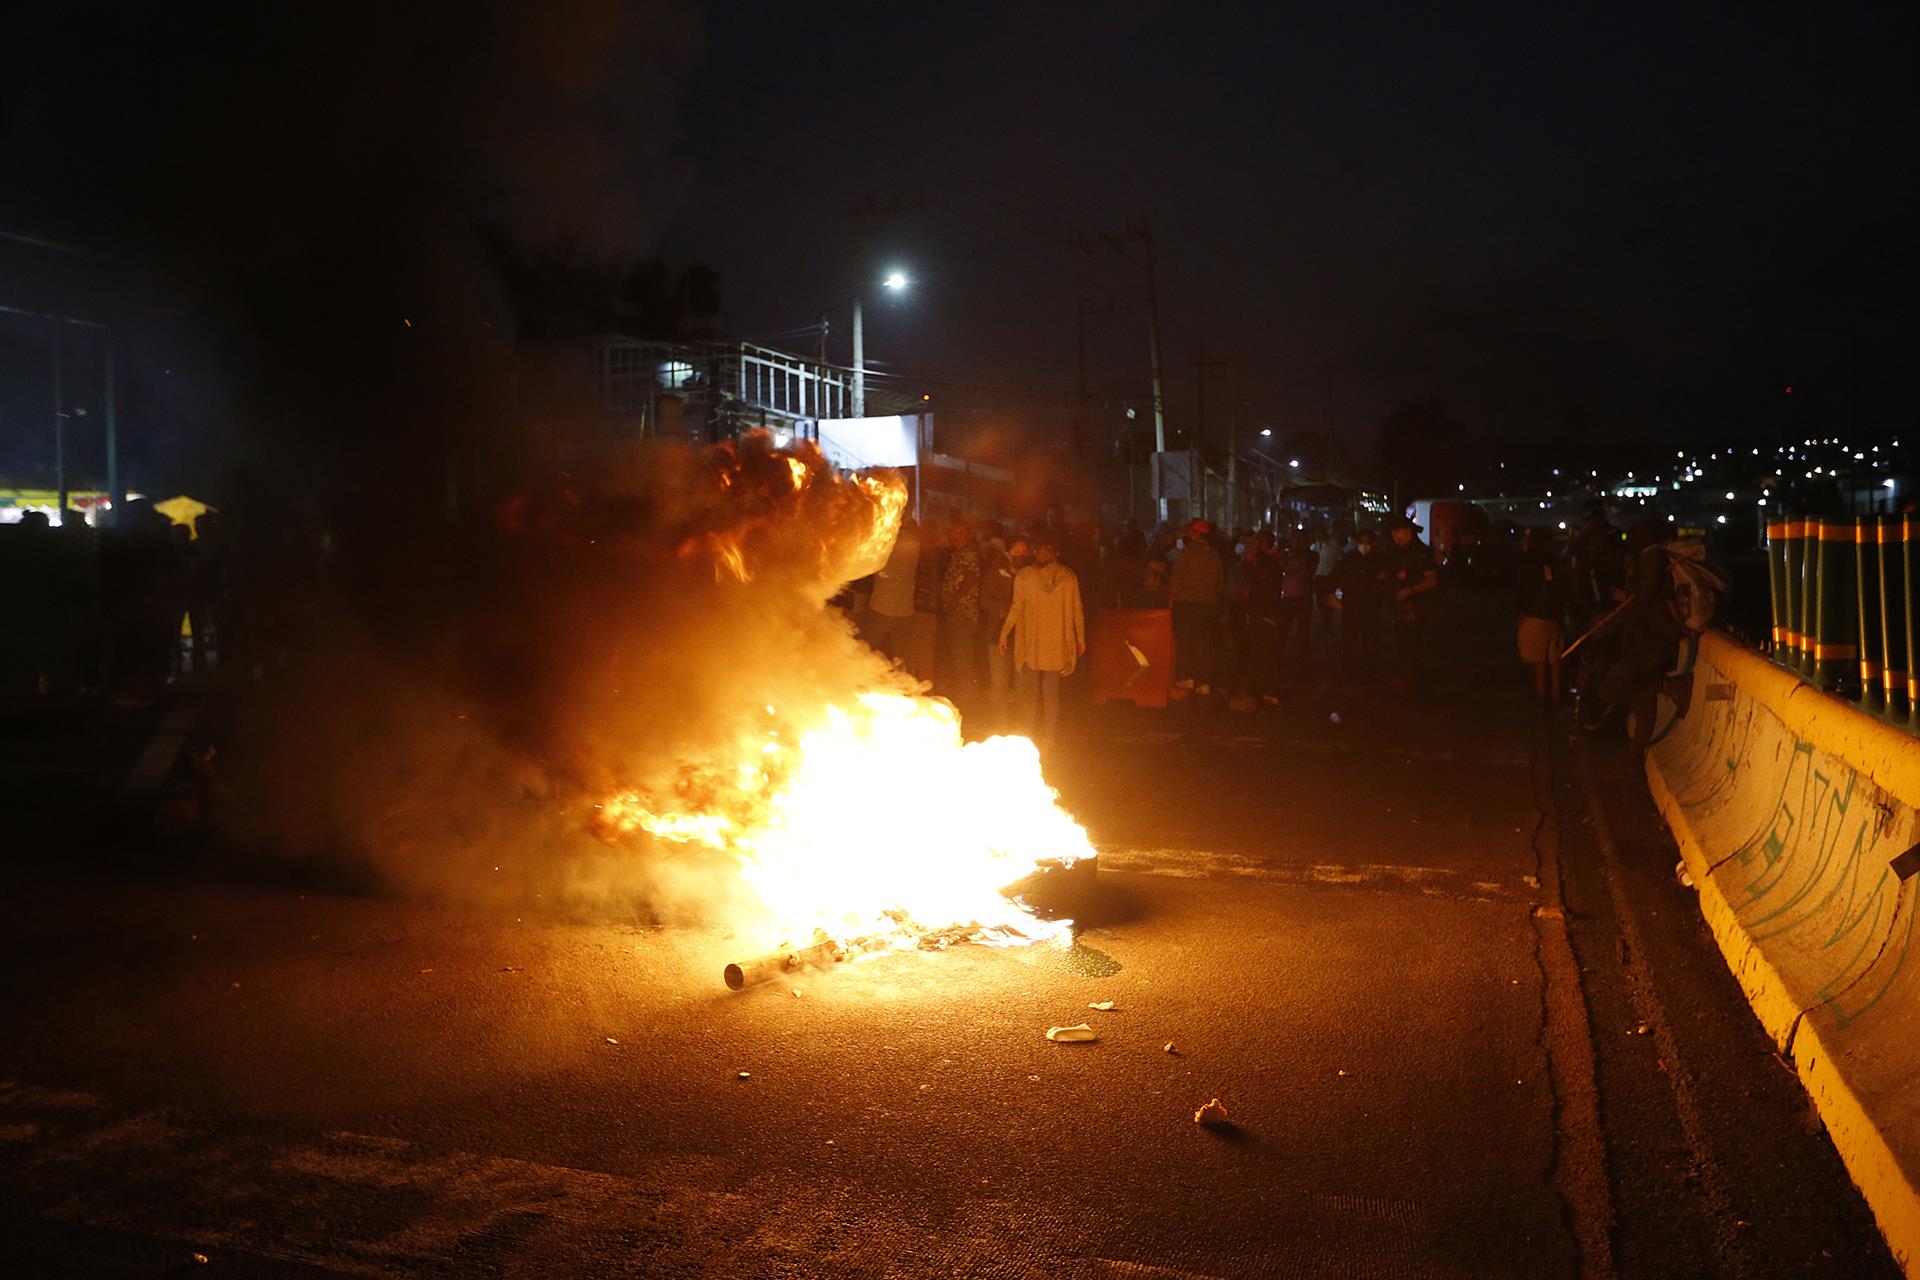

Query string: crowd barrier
1089 608 1173 708
1646 630 1920 1272
1768 515 1918 709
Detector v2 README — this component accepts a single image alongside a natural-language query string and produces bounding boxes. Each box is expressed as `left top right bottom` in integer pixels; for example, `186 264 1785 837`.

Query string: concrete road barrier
1647 631 1920 1273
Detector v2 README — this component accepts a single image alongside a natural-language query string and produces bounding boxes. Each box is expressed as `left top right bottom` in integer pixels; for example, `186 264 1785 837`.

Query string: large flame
598 439 1091 954
601 694 1091 950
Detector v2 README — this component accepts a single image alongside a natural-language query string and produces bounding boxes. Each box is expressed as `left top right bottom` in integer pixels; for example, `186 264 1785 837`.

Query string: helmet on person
1186 519 1212 538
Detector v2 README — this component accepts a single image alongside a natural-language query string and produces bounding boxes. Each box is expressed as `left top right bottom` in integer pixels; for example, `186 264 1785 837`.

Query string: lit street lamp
852 269 909 417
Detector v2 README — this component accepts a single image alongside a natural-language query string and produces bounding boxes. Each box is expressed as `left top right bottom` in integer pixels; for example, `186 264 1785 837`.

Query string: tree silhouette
482 229 725 342
1374 399 1469 498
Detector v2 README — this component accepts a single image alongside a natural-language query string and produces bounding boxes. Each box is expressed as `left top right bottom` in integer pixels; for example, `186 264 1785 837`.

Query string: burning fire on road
586 436 1094 978
227 433 1092 978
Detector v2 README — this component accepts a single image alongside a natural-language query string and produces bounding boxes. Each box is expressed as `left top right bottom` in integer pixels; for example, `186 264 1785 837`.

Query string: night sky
666 3 1919 452
2 2 1916 492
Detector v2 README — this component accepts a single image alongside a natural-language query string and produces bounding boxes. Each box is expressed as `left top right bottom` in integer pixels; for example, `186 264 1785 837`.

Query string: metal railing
594 337 856 428
1767 516 1915 710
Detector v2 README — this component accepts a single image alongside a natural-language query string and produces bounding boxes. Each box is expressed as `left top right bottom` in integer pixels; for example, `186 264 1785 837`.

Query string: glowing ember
603 693 1090 952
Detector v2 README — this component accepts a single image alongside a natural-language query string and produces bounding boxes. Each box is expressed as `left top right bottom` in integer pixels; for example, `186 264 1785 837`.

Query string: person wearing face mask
1330 527 1391 683
1169 518 1225 697
998 533 1085 748
978 532 1025 730
1276 530 1317 679
1135 558 1171 608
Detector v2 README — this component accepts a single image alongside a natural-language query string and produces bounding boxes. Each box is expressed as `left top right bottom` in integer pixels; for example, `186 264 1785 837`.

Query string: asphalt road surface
0 677 1901 1278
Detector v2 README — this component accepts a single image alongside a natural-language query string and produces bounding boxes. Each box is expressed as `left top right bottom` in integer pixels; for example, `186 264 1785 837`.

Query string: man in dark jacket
1589 523 1687 744
1332 528 1391 682
940 518 981 708
1230 531 1285 705
1169 519 1225 696
1515 527 1567 703
978 533 1022 729
1380 515 1440 692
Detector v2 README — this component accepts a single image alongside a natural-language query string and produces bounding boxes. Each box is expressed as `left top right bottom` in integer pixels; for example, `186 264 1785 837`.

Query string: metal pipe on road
723 936 844 991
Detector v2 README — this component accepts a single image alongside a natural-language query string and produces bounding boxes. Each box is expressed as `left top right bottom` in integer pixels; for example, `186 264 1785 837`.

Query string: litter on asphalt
1046 1024 1099 1043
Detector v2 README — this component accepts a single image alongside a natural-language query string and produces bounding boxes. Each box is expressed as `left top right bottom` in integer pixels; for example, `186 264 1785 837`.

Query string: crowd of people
846 504 1709 737
851 516 1087 746
0 502 329 701
7 487 1702 752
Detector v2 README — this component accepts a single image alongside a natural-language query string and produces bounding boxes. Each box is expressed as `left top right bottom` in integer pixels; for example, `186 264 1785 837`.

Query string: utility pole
1071 216 1171 517
1140 222 1168 459
1190 342 1230 524
104 328 118 518
1076 298 1133 461
52 317 65 518
851 296 865 417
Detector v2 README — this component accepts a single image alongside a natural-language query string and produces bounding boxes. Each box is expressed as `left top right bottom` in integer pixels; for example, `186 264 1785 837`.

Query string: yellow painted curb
1647 639 1920 1275
1797 1015 1920 1275
1643 757 1803 1049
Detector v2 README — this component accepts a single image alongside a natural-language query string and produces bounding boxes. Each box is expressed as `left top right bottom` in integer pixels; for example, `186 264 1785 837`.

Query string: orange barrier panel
1090 608 1173 708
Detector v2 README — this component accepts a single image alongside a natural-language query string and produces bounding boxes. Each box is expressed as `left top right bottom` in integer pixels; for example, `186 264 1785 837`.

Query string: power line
0 228 103 258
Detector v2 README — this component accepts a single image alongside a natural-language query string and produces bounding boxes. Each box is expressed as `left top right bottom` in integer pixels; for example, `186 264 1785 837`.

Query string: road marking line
1095 846 1524 900
1530 724 1616 1280
1100 730 1529 767
1574 739 1758 1280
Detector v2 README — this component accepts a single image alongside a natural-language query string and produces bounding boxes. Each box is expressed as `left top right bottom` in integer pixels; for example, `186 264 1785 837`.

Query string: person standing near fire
999 533 1085 748
1515 526 1567 705
1169 518 1224 698
863 516 919 664
1330 527 1389 682
978 532 1024 730
940 518 982 710
1381 515 1439 692
909 522 946 684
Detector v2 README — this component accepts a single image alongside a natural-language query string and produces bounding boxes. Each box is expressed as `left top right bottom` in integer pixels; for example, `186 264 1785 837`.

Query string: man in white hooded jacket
998 533 1086 747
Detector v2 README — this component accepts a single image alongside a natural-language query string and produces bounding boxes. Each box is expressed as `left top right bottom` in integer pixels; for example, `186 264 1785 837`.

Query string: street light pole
52 317 65 519
852 295 865 418
849 270 907 421
105 328 119 517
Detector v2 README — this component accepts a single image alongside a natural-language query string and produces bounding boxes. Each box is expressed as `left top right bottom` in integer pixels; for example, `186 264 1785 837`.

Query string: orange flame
604 693 1089 950
597 433 1081 956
